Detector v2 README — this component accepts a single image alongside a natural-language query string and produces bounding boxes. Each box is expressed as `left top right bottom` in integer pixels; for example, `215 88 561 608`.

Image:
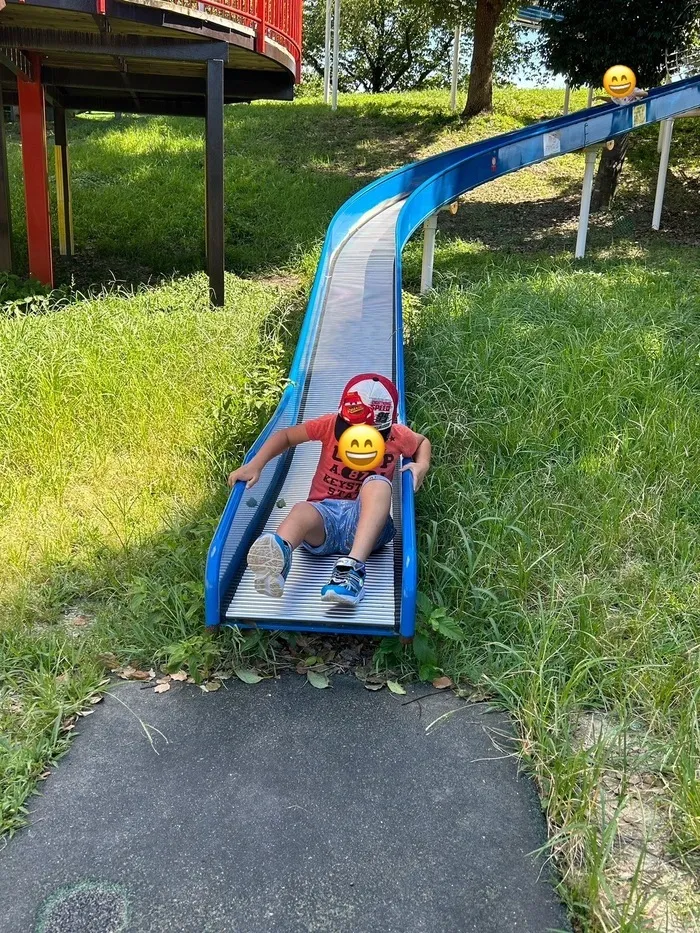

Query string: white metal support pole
331 0 341 111
658 73 669 151
420 213 438 294
575 147 598 259
563 81 571 115
652 118 674 231
450 23 461 113
587 86 593 107
323 0 332 104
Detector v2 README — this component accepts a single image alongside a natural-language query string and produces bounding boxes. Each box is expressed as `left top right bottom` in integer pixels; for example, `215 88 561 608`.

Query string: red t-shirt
304 413 422 502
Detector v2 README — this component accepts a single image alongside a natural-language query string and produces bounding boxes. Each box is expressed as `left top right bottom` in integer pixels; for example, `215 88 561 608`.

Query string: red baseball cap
338 373 398 433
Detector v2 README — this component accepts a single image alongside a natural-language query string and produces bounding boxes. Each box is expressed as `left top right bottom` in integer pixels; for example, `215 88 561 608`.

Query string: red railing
120 0 302 80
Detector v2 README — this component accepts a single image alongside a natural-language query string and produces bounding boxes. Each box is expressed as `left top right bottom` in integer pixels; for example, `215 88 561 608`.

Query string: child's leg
321 477 393 607
277 502 325 549
347 476 392 562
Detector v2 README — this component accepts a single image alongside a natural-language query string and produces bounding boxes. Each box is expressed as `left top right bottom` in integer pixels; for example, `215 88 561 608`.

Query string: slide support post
575 147 598 259
206 58 225 306
652 118 674 231
420 213 438 294
54 105 74 257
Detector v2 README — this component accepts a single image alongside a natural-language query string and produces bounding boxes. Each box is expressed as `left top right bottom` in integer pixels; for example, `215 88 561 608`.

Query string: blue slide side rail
206 74 700 633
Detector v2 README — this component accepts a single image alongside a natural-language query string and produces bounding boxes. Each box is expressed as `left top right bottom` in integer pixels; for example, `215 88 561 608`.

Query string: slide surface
205 74 700 638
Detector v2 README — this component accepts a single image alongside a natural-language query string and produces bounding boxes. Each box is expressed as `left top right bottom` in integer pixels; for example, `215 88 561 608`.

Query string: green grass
405 254 700 926
2 86 700 929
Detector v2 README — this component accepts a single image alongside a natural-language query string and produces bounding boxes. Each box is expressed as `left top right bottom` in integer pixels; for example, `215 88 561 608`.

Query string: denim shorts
302 475 396 558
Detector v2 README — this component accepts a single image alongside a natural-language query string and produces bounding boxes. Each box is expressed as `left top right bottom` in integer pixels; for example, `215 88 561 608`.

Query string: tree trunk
591 134 629 212
462 0 506 119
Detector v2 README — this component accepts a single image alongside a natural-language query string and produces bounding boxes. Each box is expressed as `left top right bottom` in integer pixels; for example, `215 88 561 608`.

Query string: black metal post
206 57 224 306
0 86 13 271
53 105 74 257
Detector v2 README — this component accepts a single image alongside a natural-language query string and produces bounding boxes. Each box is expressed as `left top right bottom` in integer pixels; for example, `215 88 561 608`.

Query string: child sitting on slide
227 373 431 607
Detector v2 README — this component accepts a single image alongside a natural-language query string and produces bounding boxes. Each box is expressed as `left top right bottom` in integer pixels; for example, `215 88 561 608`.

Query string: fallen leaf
98 652 119 668
156 676 171 685
307 671 330 689
154 682 171 694
432 676 453 690
90 695 103 704
364 682 384 691
170 671 188 682
39 771 51 780
365 673 387 685
387 680 407 696
71 614 90 627
235 668 263 685
203 680 221 692
186 676 196 684
118 666 151 681
213 672 231 681
304 656 321 667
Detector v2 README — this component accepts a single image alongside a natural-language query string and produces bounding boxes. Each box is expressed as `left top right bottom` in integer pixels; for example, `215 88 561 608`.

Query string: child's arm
227 423 310 488
401 435 431 491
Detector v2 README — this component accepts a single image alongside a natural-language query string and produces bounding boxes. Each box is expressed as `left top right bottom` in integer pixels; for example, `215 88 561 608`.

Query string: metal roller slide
205 73 700 637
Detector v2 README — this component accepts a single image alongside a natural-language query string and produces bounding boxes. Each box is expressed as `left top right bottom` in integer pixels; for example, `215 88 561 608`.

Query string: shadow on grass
399 160 700 288
7 102 455 292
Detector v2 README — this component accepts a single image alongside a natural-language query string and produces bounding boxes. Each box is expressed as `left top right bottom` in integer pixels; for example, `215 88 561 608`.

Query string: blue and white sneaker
321 557 366 606
247 533 292 598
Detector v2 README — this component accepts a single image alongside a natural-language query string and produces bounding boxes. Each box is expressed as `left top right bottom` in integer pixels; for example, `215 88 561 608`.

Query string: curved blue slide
205 74 700 638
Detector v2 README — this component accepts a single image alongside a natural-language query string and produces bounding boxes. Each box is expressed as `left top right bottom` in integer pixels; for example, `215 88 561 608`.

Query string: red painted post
256 0 266 53
17 52 53 286
296 0 303 80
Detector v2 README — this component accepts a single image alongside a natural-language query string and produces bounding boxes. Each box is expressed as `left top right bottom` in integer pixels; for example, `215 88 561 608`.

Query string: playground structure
0 0 303 303
205 74 700 638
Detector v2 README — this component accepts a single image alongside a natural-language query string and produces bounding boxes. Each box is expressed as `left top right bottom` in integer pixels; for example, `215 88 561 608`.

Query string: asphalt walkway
0 677 570 932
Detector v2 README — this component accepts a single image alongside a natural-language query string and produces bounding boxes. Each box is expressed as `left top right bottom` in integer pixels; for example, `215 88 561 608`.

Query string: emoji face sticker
338 425 385 472
603 66 637 99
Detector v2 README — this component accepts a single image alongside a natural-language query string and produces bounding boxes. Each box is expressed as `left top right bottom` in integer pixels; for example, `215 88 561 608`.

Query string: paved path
1 676 570 932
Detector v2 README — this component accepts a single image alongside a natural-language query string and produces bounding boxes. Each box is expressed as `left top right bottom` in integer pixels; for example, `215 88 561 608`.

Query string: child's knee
289 501 318 523
359 476 392 501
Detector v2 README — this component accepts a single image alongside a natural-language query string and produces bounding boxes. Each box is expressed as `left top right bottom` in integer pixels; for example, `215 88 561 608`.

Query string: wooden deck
0 0 301 115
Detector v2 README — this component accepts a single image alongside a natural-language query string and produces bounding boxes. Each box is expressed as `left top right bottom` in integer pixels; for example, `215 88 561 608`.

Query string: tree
540 0 700 209
424 0 521 117
463 0 510 116
303 0 454 93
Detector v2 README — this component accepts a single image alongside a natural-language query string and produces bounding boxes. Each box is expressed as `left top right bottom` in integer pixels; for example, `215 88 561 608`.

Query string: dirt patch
574 712 700 932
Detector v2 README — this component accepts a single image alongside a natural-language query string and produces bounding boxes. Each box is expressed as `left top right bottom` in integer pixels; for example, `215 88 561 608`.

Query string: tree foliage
303 0 454 93
540 0 700 89
302 0 534 94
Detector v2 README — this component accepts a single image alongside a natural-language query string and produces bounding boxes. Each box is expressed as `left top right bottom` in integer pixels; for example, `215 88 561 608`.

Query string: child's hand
401 462 428 492
227 464 261 489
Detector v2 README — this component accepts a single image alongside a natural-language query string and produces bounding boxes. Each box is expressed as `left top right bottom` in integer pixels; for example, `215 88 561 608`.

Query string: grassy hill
2 87 700 930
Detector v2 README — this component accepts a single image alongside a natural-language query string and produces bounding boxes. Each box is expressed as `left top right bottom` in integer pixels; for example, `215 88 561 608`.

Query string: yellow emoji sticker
338 425 385 472
603 66 637 99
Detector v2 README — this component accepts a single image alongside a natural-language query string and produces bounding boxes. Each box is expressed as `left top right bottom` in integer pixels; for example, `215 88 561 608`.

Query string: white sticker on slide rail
632 103 648 126
543 132 561 157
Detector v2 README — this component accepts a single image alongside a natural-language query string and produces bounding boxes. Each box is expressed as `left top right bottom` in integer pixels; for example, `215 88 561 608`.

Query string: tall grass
406 254 700 928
